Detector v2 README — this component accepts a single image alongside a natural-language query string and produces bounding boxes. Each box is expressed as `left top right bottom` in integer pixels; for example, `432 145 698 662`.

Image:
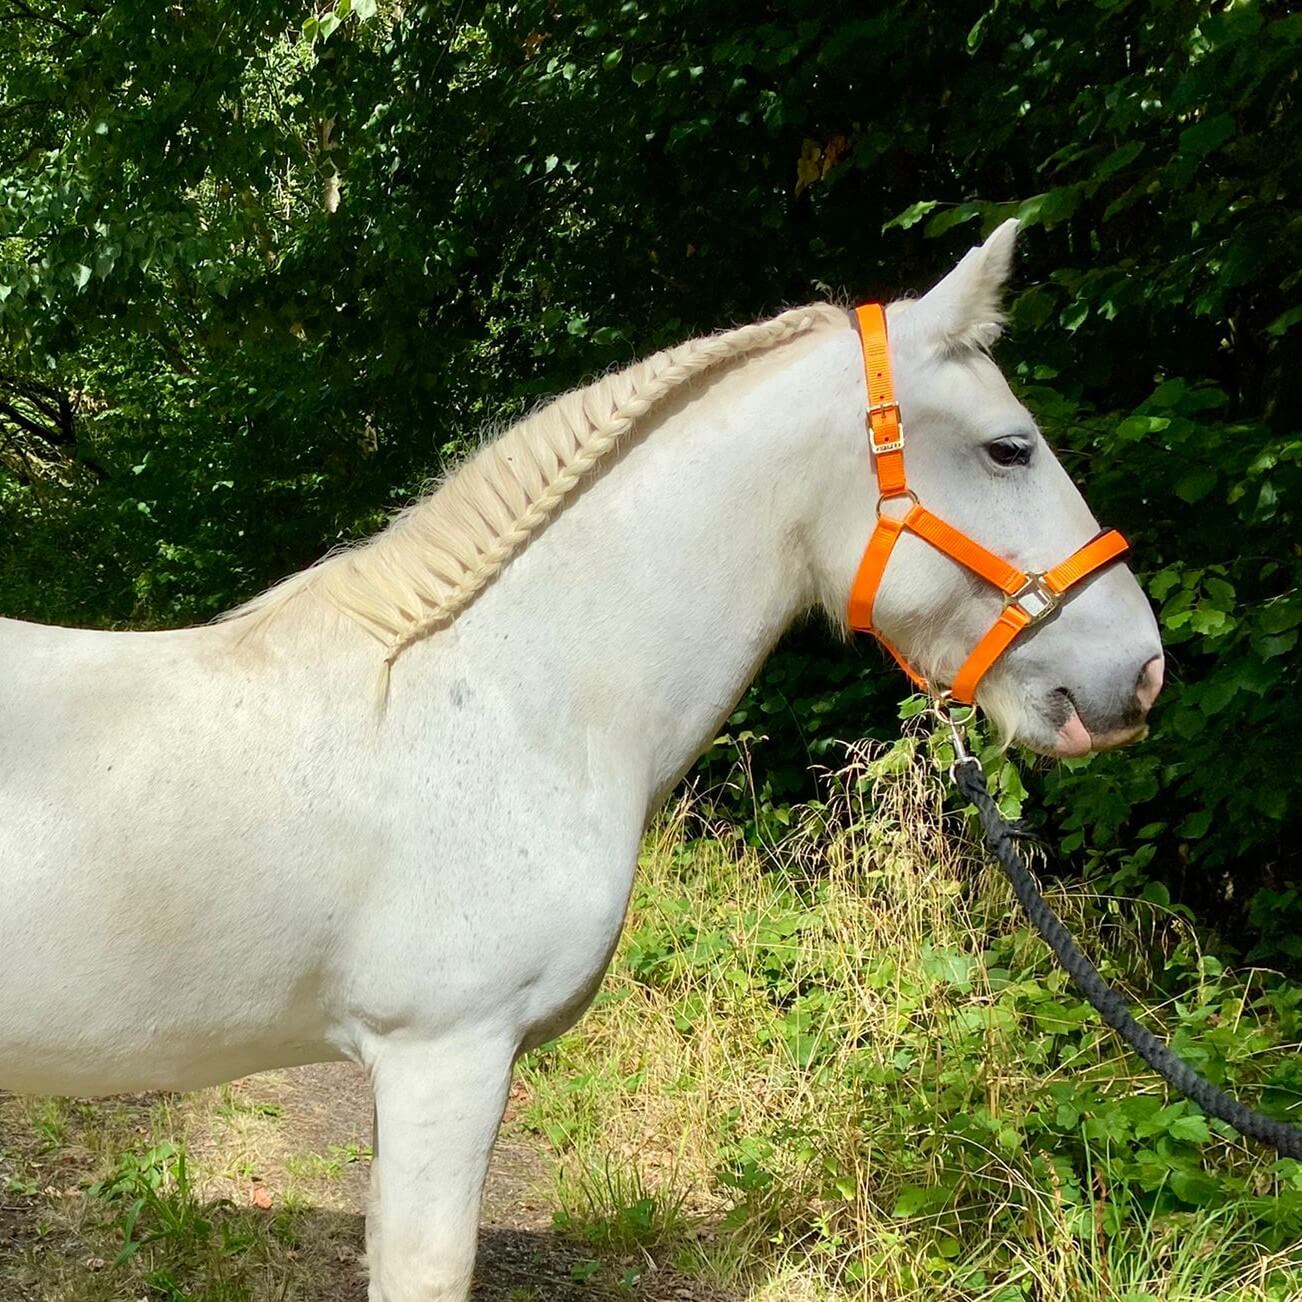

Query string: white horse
0 221 1161 1300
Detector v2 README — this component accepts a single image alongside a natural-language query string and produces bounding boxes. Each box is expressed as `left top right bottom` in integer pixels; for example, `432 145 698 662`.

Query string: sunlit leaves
0 0 1296 957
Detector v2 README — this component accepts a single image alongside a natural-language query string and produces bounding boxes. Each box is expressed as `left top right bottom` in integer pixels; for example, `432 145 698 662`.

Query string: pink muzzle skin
1054 713 1094 758
1054 655 1165 757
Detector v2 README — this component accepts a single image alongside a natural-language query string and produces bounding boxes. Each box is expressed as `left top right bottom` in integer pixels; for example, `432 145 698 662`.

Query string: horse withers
0 220 1161 1300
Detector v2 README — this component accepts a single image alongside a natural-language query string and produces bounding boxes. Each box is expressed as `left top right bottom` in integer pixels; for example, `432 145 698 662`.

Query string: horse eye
986 437 1031 468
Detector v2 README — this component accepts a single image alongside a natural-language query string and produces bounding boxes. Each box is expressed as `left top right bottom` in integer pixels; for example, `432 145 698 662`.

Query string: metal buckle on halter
1008 573 1058 625
867 401 904 455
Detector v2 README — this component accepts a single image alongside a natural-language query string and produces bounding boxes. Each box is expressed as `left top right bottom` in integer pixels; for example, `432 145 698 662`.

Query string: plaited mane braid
225 304 842 676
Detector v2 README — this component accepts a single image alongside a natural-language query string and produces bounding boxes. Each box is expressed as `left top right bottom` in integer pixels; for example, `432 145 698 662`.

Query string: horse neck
410 323 865 805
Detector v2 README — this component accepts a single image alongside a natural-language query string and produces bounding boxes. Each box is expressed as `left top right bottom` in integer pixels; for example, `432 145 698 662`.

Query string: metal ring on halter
933 695 976 729
875 488 919 517
927 693 975 771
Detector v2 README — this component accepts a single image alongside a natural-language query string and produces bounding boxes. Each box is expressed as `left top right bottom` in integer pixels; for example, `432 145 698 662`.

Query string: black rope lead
952 755 1302 1160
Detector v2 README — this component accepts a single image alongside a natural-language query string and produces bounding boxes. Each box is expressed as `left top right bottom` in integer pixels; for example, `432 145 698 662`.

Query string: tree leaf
1174 468 1217 503
882 200 939 232
1097 141 1144 179
1178 114 1235 157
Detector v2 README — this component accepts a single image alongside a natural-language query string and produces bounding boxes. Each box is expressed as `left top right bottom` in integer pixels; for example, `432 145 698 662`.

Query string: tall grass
521 739 1302 1300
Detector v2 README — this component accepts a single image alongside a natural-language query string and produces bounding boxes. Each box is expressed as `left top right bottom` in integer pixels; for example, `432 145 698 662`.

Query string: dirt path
187 1063 730 1301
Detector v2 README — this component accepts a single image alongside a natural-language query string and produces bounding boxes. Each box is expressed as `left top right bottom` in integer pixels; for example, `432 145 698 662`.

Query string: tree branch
0 0 83 38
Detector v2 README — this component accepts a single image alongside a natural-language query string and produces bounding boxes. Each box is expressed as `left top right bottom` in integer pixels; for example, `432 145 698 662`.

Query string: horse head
842 221 1163 756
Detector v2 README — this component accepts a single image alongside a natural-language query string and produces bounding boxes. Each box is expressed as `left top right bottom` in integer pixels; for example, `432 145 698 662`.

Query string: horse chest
338 739 647 1050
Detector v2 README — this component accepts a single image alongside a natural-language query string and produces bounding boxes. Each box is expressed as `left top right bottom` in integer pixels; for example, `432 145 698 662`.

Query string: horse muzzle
1052 654 1164 757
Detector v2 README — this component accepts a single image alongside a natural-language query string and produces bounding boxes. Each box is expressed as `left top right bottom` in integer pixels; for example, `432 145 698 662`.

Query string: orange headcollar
847 303 1130 704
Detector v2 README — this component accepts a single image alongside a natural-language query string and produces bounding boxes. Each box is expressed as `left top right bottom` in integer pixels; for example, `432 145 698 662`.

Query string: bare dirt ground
0 1063 730 1301
191 1062 731 1301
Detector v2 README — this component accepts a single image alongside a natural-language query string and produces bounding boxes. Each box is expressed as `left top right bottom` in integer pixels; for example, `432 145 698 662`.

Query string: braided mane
225 303 843 671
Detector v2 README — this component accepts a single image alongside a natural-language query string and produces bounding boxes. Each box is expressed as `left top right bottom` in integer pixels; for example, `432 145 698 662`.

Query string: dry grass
520 740 1302 1300
0 1076 367 1301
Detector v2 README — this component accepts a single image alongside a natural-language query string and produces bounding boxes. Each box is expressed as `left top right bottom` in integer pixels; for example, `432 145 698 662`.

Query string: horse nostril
1136 655 1164 714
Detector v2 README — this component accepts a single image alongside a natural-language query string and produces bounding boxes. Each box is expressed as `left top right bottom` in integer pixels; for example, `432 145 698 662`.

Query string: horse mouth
1049 688 1146 757
1084 721 1149 751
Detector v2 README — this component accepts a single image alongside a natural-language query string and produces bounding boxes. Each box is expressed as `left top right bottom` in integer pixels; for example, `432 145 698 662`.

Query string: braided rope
953 757 1302 1158
381 304 833 668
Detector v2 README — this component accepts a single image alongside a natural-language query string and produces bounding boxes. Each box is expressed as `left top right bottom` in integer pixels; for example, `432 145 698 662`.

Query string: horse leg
366 1100 382 1287
364 1033 513 1302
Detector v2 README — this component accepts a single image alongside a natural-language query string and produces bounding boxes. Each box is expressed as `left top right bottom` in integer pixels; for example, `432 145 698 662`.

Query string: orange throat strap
846 302 1130 705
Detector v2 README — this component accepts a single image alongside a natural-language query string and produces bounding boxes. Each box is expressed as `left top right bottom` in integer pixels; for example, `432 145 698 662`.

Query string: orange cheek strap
846 303 1131 705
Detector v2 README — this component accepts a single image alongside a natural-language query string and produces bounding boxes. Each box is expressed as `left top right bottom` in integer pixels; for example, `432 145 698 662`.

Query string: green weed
89 1142 215 1267
523 741 1302 1299
286 1141 372 1180
553 1156 689 1256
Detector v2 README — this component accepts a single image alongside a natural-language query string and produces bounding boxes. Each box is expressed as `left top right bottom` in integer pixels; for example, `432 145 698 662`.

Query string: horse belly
0 915 344 1094
0 794 360 1096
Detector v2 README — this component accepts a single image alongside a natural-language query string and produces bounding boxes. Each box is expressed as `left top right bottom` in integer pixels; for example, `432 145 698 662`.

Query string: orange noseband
847 303 1130 704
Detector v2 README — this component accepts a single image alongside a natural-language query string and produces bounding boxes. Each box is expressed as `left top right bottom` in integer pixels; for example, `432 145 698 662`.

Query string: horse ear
910 218 1018 353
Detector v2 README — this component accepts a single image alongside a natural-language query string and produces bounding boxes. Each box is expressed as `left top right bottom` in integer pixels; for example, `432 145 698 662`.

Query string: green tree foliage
0 1 1298 947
